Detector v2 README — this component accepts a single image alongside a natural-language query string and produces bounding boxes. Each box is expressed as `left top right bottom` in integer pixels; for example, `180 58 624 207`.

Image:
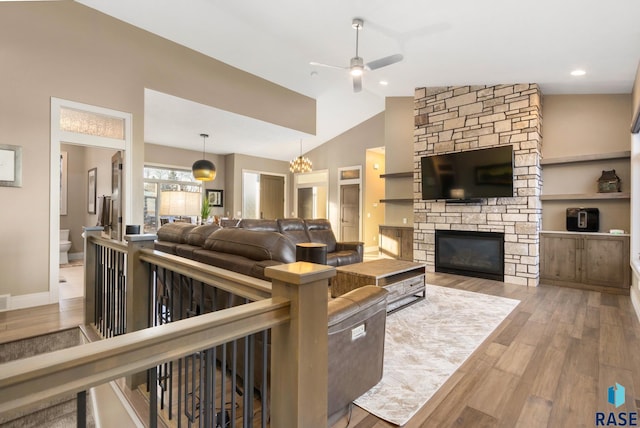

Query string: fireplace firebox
435 230 505 281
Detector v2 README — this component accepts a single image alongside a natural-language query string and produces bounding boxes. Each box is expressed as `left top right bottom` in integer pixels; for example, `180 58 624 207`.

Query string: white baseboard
364 245 379 253
7 292 53 311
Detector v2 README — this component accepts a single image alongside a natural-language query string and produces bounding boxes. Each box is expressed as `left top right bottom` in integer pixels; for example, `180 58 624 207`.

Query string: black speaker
566 208 599 232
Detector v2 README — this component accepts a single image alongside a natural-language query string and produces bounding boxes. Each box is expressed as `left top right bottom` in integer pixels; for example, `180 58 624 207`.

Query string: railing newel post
265 261 334 428
124 233 157 389
83 226 104 326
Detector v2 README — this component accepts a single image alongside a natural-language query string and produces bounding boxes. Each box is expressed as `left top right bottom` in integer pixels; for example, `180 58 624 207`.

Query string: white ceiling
76 0 640 161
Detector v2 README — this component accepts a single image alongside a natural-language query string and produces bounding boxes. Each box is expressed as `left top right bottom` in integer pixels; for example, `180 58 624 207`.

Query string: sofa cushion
219 218 240 228
185 224 221 246
238 219 279 232
175 244 201 259
327 250 361 267
277 218 311 245
156 222 197 243
304 219 337 252
202 228 296 263
154 240 180 255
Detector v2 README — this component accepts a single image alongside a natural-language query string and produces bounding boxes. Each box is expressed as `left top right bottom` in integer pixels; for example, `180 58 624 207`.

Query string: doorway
242 171 286 219
294 169 329 220
50 98 132 303
338 166 362 241
340 184 360 241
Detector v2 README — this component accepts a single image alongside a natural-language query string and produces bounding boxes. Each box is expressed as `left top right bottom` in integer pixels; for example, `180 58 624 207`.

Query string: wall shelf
379 198 413 203
540 192 630 201
380 172 413 179
541 151 631 166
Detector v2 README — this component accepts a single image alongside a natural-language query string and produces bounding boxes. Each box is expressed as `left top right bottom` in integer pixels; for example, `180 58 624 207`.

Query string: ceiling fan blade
309 61 346 70
365 53 403 71
353 74 362 93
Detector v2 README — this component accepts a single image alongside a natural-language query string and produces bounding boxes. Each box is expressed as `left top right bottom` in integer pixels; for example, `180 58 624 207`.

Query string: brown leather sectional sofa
154 218 363 280
153 219 386 422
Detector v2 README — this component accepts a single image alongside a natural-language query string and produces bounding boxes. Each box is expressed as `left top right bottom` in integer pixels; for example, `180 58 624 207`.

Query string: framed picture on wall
88 167 97 214
207 189 223 207
0 144 22 188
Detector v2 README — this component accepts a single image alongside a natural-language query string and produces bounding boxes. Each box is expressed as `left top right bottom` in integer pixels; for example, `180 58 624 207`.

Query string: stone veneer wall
413 84 542 286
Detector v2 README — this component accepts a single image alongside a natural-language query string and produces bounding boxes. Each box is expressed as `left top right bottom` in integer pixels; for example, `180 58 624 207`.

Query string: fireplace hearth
435 230 505 281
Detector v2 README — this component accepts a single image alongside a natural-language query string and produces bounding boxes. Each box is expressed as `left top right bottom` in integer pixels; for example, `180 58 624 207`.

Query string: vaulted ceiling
77 0 640 161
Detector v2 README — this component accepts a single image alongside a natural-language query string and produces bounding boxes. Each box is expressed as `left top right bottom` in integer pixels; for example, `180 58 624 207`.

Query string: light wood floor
332 273 640 427
2 274 640 427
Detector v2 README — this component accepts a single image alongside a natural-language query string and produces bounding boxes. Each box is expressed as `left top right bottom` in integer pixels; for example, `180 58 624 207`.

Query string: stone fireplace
413 84 542 286
435 230 505 281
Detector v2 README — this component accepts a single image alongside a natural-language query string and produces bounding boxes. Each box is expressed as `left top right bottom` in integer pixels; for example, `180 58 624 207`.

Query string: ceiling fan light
350 66 363 76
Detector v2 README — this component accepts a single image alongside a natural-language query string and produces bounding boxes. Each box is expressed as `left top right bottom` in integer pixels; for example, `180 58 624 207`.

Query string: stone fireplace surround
413 84 542 287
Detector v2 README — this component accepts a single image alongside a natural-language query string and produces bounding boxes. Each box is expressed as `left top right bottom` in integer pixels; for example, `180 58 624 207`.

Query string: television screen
421 145 514 201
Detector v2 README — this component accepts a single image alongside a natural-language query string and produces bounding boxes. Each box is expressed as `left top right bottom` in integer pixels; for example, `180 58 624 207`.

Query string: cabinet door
379 227 399 258
540 234 580 283
582 235 630 289
400 228 413 261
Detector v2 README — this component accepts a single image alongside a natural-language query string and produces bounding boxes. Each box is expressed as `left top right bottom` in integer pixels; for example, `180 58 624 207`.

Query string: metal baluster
261 329 268 428
76 391 86 428
149 367 158 428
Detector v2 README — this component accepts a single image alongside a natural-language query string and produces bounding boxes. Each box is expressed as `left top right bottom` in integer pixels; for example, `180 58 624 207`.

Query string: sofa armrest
327 285 388 420
335 241 364 262
328 285 387 329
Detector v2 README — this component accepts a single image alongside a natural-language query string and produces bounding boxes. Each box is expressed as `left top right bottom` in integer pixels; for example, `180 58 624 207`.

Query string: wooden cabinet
379 225 413 261
540 232 630 293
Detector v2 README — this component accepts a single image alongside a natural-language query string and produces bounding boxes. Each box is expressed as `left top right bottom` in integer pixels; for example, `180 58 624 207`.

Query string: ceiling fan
310 18 403 93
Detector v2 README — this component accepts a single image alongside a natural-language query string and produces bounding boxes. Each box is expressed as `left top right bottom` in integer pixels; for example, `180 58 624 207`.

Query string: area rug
354 284 520 426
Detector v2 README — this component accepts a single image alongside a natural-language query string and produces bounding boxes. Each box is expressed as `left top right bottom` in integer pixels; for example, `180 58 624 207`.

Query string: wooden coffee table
332 259 426 311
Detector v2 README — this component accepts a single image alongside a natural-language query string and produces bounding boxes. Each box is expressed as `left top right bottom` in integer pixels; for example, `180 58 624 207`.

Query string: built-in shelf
540 192 630 201
541 151 631 166
379 198 413 203
380 171 413 179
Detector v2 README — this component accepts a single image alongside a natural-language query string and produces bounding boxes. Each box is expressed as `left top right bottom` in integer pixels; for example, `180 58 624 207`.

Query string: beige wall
541 94 631 232
364 150 385 248
383 97 414 226
306 113 385 236
0 2 315 301
542 94 631 158
227 153 291 219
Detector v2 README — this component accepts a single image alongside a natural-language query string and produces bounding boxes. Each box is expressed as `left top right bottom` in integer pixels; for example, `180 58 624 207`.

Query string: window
144 166 202 232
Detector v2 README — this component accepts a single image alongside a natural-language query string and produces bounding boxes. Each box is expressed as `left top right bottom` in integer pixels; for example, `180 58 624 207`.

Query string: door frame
293 169 329 218
337 165 362 241
50 97 132 303
241 169 288 219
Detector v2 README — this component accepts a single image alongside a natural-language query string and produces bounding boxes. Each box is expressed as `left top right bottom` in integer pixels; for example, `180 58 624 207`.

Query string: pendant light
289 139 312 173
192 133 216 181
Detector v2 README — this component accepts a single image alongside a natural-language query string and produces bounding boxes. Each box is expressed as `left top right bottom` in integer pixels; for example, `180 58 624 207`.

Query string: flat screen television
421 145 514 201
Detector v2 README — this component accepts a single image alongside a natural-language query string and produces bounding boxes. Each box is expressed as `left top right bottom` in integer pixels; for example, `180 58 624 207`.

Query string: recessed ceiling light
570 69 586 76
379 80 389 86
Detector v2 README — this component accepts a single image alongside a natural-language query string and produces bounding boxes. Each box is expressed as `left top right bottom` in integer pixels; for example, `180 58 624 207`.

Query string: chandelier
192 133 216 181
289 140 312 174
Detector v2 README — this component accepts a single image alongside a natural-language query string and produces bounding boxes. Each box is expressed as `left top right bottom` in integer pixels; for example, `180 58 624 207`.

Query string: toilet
60 229 72 265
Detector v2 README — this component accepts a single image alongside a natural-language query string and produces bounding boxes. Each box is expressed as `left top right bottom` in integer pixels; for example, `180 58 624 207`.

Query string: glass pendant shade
192 133 216 181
